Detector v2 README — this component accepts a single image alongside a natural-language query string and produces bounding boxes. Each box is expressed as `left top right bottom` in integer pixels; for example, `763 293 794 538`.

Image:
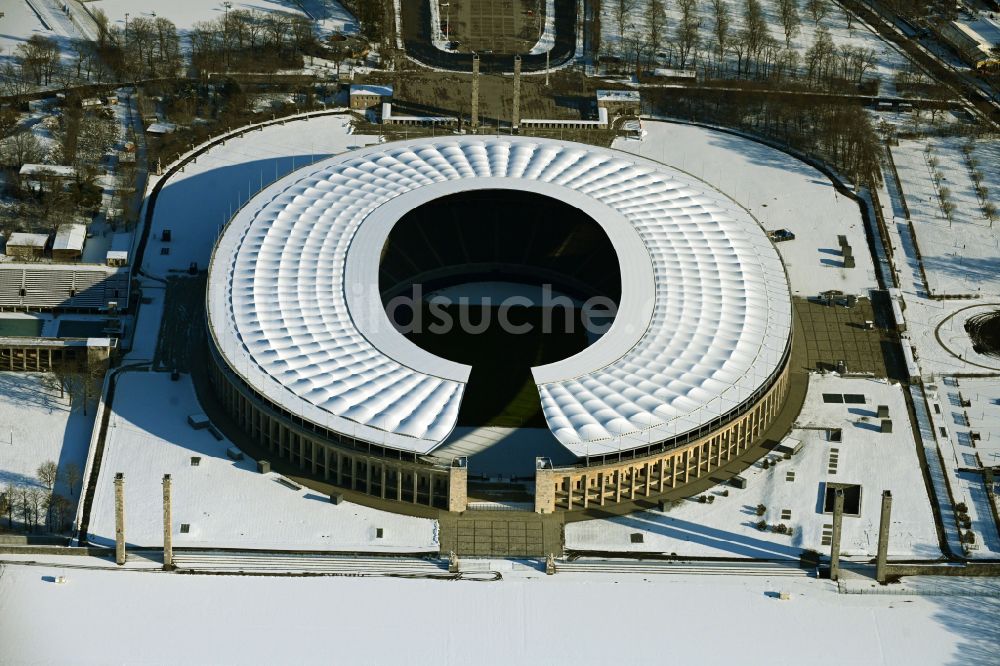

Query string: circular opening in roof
379 189 622 428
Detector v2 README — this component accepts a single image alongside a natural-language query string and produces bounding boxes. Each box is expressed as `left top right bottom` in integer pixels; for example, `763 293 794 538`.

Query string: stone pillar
876 490 892 584
448 458 468 513
535 462 556 514
114 473 126 566
830 488 845 581
471 54 480 128
512 55 522 131
162 474 173 569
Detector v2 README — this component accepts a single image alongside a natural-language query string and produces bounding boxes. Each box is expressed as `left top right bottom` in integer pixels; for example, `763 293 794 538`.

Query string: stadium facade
206 137 792 513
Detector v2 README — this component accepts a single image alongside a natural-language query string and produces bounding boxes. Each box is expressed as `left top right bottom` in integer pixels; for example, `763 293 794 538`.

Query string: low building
940 15 1000 69
520 107 609 130
350 84 393 110
381 103 456 126
596 89 641 119
19 164 76 181
52 223 87 262
106 232 131 267
5 233 49 260
146 122 177 136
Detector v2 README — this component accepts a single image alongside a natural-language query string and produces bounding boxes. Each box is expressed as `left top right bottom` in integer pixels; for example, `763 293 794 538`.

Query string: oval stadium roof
206 137 792 458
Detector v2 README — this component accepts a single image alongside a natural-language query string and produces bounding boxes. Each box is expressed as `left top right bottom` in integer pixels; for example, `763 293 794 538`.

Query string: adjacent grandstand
206 137 793 512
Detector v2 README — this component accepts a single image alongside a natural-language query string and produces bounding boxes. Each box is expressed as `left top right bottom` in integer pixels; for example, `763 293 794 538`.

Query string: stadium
205 136 793 513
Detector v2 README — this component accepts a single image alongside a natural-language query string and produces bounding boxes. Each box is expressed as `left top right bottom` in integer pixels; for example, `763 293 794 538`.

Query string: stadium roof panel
207 137 791 458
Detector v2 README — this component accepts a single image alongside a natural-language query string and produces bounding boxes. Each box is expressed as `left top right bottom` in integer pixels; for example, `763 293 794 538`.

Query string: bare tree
675 0 702 68
15 35 60 85
63 462 83 498
742 0 770 78
778 0 801 46
624 24 645 74
842 4 856 30
27 487 44 531
3 131 43 169
613 0 639 56
0 484 13 528
645 0 668 60
17 485 32 529
805 24 836 85
710 0 731 75
806 0 829 25
37 461 58 493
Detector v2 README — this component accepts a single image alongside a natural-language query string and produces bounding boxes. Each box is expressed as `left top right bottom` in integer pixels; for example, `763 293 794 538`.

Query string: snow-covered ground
1 559 997 666
86 371 438 552
600 0 913 96
88 0 357 38
617 121 878 297
876 141 1000 378
924 377 1000 559
567 375 940 560
141 114 377 279
0 372 95 503
891 138 1000 297
0 0 85 67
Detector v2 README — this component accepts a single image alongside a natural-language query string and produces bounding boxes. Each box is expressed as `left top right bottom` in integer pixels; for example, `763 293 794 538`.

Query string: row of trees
0 461 82 534
603 0 879 91
189 10 319 74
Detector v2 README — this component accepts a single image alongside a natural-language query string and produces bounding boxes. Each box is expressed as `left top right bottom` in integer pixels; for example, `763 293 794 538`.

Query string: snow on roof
207 137 791 457
596 89 640 102
653 68 697 78
7 233 48 248
952 15 1000 50
350 84 393 97
52 223 87 252
146 122 177 135
19 164 76 178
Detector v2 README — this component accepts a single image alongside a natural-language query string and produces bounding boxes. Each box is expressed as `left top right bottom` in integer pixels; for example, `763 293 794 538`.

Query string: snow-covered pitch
207 136 792 459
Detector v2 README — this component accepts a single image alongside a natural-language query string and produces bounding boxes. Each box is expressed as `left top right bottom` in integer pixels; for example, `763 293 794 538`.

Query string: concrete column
876 490 893 584
512 55 522 131
448 460 468 512
114 473 126 566
471 55 480 128
830 488 845 581
534 465 556 514
162 474 173 569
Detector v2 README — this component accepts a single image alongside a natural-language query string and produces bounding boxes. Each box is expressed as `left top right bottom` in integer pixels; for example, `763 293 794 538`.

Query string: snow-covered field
891 138 1000 297
86 371 438 552
0 372 95 500
616 120 878 297
142 114 378 279
567 375 940 559
88 0 357 37
600 0 913 95
0 0 87 66
2 559 997 666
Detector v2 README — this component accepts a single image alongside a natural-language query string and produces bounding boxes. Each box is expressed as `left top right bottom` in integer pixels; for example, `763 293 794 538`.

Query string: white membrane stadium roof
207 137 792 458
